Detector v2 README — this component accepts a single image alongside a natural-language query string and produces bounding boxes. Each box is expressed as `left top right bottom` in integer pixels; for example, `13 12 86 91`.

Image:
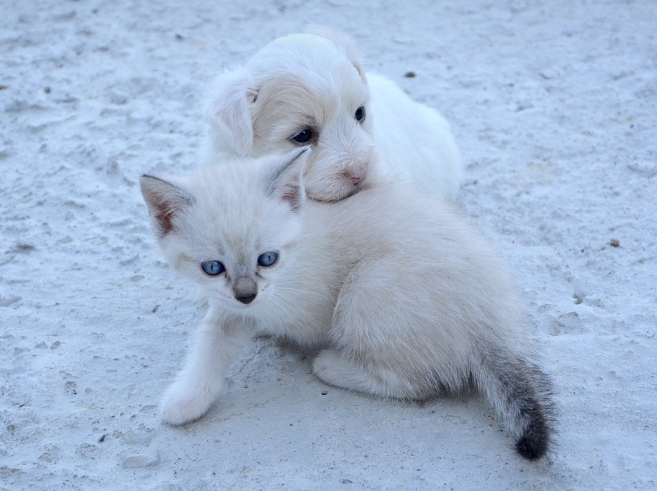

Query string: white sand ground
1 0 656 489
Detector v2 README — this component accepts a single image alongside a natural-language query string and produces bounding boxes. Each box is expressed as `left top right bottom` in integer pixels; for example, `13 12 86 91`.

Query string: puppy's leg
160 310 253 425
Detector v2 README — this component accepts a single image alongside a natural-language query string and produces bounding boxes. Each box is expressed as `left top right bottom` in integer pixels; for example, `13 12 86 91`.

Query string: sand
1 0 656 489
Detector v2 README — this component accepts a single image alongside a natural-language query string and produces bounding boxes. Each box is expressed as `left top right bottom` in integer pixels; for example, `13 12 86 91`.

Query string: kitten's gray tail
474 346 555 460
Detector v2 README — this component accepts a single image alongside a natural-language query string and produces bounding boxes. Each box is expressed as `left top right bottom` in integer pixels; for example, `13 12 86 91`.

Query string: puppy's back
367 74 462 200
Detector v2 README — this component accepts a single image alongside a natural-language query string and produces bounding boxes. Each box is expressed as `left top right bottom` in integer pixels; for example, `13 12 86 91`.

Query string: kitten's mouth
226 300 257 313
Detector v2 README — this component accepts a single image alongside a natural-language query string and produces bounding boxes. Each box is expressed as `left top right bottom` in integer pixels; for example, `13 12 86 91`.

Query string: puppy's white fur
201 29 462 201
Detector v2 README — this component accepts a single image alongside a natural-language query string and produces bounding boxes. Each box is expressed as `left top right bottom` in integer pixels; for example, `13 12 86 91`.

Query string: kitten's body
201 29 461 202
141 151 554 460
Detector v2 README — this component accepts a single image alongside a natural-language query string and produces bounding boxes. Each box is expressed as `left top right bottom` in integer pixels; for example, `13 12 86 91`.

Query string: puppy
200 28 462 201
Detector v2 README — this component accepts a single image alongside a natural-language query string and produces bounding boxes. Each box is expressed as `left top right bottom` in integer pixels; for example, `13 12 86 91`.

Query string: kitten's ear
140 175 193 237
266 148 310 212
204 69 257 156
306 25 367 83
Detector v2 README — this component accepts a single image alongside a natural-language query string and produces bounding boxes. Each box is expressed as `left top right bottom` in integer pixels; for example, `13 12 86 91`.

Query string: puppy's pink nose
344 164 367 185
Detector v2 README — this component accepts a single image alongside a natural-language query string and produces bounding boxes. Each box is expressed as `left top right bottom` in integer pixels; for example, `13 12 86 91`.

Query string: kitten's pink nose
344 164 366 185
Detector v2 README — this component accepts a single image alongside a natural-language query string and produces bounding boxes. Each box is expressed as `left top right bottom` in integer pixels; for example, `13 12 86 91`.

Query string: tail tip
515 435 548 460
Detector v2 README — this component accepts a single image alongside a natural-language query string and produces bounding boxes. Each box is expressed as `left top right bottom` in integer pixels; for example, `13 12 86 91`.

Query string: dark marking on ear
266 148 309 211
280 180 303 211
139 175 192 237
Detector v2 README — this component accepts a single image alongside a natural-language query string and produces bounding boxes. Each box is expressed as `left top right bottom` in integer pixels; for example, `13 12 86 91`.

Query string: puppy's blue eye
201 261 224 276
292 129 312 144
257 251 278 267
355 106 366 122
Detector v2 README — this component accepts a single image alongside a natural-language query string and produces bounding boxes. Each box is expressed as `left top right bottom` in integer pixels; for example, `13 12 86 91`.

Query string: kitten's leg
312 349 416 399
314 260 425 399
160 310 253 425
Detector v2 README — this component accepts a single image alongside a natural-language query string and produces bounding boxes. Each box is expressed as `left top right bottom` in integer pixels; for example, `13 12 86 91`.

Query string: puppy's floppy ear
306 25 368 83
204 69 257 156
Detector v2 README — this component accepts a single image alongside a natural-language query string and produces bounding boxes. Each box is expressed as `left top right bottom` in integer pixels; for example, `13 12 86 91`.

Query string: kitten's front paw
159 382 217 426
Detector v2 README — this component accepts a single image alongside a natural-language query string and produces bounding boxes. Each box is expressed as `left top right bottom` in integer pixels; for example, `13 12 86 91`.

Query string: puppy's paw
159 381 217 426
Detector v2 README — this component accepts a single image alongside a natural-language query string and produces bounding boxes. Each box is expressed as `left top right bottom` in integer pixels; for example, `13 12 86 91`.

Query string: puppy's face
206 33 376 202
250 67 374 201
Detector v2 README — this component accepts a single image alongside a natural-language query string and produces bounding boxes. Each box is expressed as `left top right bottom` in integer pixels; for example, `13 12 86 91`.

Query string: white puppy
200 29 462 201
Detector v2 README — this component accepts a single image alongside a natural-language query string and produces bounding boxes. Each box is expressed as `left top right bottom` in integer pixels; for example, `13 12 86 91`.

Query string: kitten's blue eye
257 251 278 267
355 106 366 122
292 129 313 144
201 260 225 276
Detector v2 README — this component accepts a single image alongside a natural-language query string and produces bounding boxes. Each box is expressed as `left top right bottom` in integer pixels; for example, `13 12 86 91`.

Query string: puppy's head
205 31 376 201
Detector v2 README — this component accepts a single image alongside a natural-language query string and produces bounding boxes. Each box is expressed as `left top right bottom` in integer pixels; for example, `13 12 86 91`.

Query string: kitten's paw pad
159 385 215 426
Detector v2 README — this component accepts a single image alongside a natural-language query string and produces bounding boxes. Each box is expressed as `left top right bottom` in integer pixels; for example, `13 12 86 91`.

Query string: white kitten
140 149 554 460
200 28 461 202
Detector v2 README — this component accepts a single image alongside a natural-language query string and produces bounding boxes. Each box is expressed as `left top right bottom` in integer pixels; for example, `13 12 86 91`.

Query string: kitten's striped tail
474 346 555 460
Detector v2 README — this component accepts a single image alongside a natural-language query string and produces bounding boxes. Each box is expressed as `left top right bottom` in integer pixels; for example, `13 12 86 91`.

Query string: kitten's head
204 29 375 202
140 149 308 314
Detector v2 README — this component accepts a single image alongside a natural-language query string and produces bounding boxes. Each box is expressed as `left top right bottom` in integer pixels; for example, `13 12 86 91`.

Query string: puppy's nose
344 164 367 185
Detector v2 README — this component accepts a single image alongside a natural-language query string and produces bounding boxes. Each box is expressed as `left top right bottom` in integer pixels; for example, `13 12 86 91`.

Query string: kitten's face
141 152 306 314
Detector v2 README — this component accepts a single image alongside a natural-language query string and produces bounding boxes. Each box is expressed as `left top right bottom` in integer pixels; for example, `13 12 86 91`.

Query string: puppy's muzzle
344 163 367 184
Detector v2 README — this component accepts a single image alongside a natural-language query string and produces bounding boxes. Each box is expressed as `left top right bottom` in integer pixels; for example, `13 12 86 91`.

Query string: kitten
140 149 554 460
200 27 462 202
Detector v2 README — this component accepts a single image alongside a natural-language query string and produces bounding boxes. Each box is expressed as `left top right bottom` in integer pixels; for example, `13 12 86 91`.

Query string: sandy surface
1 0 656 489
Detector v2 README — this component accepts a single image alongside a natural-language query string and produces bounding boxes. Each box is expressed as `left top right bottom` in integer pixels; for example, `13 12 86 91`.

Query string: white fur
200 30 462 201
140 150 553 459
